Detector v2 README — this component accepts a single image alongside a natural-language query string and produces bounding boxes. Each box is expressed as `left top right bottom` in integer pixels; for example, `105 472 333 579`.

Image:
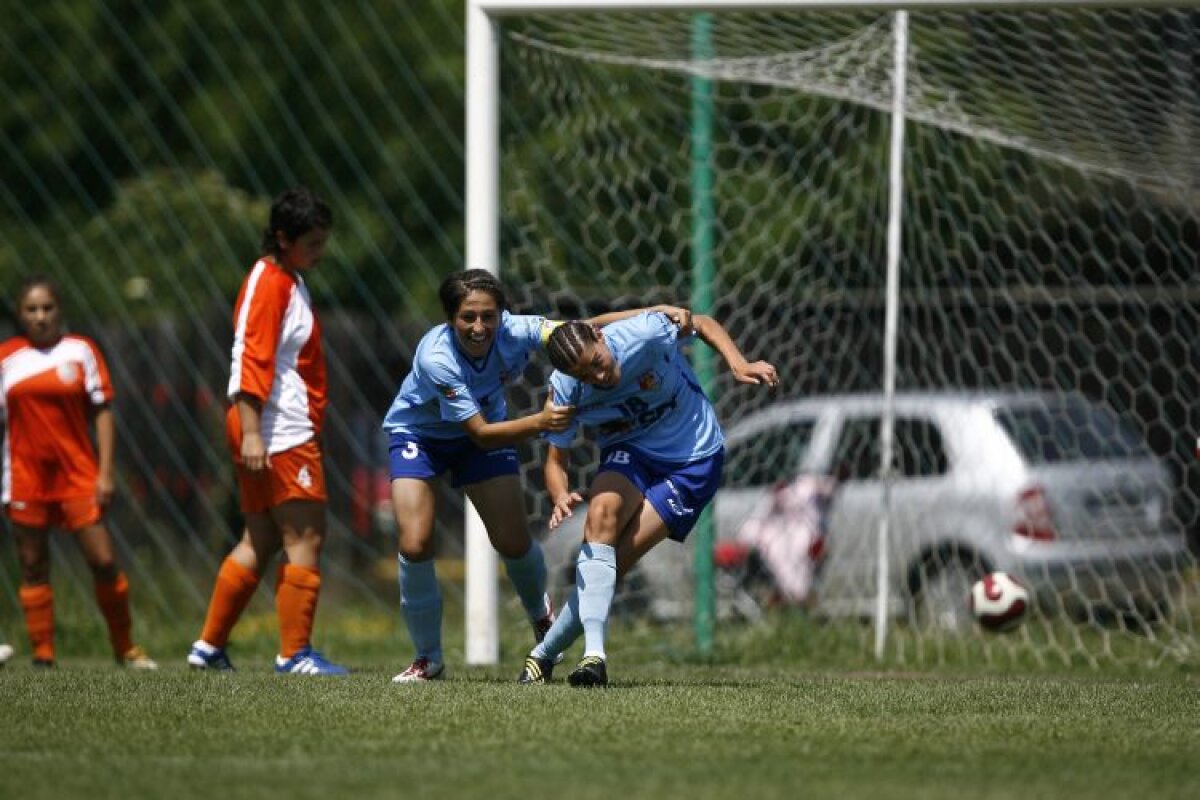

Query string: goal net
491 4 1200 667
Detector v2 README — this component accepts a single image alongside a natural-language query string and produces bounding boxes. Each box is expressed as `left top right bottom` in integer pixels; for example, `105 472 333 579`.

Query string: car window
832 418 881 480
832 416 949 480
895 419 949 477
993 400 1150 463
725 419 816 488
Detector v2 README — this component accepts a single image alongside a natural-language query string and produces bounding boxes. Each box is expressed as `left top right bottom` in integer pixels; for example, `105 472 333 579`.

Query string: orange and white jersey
0 334 112 503
227 258 326 454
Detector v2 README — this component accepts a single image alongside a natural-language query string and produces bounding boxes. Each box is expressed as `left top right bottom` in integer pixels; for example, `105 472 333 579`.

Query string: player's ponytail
546 321 599 373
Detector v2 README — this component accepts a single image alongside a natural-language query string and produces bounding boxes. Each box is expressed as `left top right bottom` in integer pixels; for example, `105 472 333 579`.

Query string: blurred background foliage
0 0 467 320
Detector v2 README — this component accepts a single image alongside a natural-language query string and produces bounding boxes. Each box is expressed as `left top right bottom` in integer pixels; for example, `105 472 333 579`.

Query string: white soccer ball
969 571 1030 633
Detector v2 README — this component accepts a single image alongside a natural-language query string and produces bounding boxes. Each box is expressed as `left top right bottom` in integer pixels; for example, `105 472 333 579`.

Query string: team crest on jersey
56 362 79 384
638 370 660 391
437 384 457 399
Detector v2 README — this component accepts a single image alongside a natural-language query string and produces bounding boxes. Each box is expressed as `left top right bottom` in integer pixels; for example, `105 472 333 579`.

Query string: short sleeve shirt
545 312 724 462
383 311 557 439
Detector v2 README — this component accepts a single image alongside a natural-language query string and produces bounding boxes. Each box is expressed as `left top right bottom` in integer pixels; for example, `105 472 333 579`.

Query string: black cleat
567 655 608 688
517 655 555 685
32 658 56 669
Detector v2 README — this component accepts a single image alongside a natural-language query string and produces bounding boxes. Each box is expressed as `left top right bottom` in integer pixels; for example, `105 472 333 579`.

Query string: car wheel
909 547 988 635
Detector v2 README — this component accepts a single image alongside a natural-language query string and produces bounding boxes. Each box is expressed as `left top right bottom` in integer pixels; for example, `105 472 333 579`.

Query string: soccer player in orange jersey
187 186 347 675
0 276 157 669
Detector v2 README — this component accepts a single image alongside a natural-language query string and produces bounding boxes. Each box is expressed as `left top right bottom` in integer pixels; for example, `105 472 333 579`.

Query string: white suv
719 391 1191 630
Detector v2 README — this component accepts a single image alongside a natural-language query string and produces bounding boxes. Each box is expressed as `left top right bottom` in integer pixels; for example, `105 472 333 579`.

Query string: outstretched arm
585 304 692 329
461 386 574 449
544 444 584 531
691 314 780 388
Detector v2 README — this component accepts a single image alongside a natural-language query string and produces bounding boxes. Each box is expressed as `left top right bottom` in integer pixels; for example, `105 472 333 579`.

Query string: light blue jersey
383 311 557 439
546 312 724 462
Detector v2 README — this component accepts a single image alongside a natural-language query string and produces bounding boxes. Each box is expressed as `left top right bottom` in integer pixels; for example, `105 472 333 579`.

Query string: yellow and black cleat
567 655 608 688
518 654 555 684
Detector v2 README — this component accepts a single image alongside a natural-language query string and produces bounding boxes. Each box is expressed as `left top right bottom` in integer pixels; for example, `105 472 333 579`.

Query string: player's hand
539 386 575 433
548 491 586 530
95 473 115 507
241 431 270 472
655 305 693 334
734 360 780 388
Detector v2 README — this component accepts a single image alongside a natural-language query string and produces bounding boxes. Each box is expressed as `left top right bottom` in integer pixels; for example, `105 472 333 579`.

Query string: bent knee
584 502 623 543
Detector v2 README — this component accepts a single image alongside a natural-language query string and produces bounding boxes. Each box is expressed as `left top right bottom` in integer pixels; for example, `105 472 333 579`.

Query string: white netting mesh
498 8 1200 667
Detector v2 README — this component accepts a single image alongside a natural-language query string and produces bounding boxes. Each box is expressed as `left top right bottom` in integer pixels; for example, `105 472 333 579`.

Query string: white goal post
466 0 1200 666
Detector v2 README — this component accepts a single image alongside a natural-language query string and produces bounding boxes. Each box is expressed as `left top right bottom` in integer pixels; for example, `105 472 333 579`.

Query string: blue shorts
388 432 519 488
596 446 725 541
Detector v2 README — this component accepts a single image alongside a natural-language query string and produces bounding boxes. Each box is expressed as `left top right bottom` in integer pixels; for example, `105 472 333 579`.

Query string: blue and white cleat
274 646 349 676
187 640 235 671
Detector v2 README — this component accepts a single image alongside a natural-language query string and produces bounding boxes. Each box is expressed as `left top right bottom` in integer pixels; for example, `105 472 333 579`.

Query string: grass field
2 611 1198 800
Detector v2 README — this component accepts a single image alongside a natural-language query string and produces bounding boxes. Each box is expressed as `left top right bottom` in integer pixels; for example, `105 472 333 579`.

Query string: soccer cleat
32 658 56 669
0 643 13 667
567 655 608 688
517 654 555 685
187 640 235 671
391 656 445 683
274 646 349 676
120 645 159 671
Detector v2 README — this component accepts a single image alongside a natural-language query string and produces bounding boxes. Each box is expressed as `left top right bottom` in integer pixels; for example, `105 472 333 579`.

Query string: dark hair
13 274 60 312
260 186 333 256
438 269 508 319
546 320 600 373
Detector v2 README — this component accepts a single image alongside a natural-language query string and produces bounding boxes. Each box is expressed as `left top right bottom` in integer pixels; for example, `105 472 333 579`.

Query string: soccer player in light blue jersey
383 269 687 683
517 311 778 687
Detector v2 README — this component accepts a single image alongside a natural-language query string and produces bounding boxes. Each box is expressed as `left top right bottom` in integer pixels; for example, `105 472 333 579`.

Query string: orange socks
275 563 321 659
94 572 133 657
19 584 55 662
199 557 262 648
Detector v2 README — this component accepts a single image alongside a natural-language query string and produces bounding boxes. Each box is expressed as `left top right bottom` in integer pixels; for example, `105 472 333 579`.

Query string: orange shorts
5 497 102 531
235 440 327 514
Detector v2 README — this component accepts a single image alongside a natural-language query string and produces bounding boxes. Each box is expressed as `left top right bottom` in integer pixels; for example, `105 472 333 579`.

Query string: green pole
691 12 716 658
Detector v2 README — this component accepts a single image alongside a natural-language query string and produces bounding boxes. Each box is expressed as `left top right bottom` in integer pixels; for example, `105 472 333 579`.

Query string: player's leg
387 433 450 682
189 514 279 670
12 518 55 666
74 507 156 669
390 476 445 682
273 496 346 676
466 472 555 641
190 442 284 671
564 470 645 686
523 502 669 683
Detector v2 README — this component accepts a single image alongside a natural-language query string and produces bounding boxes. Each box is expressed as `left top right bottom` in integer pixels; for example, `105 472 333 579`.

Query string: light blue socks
398 555 443 664
575 542 617 660
531 587 583 661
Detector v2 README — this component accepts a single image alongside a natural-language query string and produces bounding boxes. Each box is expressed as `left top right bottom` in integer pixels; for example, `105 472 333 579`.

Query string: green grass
2 612 1199 800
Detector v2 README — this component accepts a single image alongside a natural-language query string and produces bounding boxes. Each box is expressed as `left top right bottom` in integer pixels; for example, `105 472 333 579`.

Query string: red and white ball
969 572 1030 632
